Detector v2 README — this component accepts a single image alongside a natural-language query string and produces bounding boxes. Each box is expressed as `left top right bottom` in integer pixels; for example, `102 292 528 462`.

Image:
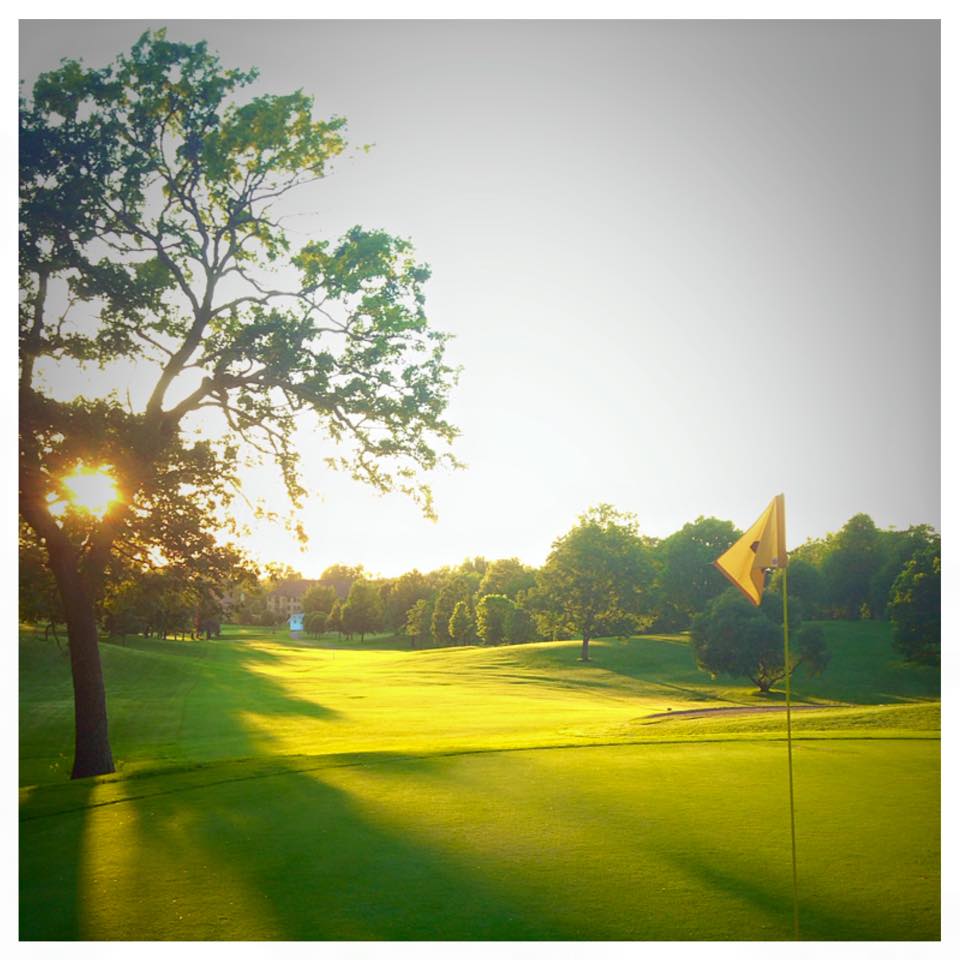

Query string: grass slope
20 620 939 940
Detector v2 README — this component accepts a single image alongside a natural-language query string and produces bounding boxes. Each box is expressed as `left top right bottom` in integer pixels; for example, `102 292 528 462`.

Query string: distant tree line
21 507 939 672
233 507 940 670
19 519 256 644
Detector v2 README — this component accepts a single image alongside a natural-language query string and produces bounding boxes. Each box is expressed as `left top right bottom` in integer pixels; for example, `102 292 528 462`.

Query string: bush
691 589 830 693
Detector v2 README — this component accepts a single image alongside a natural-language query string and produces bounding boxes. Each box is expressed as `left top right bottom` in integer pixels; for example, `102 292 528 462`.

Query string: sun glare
53 466 121 520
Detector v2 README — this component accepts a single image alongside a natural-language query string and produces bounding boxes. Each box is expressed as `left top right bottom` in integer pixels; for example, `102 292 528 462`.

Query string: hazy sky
19 20 940 577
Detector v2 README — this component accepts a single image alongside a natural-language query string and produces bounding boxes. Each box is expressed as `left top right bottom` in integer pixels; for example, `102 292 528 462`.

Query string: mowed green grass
20 621 939 940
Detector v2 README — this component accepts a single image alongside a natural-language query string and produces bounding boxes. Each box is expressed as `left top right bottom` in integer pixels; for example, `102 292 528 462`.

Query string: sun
52 466 121 520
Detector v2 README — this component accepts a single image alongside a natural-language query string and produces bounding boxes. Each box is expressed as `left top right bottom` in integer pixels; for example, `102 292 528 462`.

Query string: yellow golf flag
714 494 787 605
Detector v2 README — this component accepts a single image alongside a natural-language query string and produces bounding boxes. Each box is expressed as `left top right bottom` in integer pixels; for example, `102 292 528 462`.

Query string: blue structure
288 612 305 632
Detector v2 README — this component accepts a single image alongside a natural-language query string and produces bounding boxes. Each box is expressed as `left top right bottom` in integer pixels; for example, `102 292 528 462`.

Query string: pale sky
19 20 940 578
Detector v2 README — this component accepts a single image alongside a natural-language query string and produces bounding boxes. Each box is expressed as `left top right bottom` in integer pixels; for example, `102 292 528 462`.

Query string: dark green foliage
304 612 327 637
773 558 822 619
656 517 740 627
868 525 940 620
103 571 196 640
506 605 540 644
889 547 940 665
793 517 939 623
691 589 830 693
821 514 883 618
19 524 65 637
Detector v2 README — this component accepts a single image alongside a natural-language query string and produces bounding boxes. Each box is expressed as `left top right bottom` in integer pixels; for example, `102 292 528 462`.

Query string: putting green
19 623 939 940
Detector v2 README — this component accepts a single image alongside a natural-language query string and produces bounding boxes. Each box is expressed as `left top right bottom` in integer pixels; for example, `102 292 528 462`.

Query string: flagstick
782 564 800 939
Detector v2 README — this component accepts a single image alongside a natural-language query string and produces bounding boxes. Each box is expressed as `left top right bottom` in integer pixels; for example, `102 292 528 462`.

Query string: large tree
19 33 459 777
537 504 653 662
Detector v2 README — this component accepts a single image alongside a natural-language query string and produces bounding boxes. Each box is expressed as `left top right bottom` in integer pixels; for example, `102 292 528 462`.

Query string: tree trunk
579 634 591 661
50 557 115 779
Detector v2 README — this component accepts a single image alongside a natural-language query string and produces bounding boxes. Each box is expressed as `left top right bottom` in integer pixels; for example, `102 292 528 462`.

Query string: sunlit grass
19 621 939 939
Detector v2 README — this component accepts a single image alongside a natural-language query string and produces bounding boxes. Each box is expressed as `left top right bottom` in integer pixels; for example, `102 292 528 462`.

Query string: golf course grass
19 620 940 940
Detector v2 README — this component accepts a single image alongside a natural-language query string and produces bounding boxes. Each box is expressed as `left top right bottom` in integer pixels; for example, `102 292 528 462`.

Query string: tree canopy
536 504 653 661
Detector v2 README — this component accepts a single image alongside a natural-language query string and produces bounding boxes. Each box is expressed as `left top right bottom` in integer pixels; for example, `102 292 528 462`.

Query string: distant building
265 579 318 617
288 612 305 632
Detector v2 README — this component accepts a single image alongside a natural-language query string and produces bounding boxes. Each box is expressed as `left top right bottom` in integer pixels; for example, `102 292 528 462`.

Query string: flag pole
782 561 800 939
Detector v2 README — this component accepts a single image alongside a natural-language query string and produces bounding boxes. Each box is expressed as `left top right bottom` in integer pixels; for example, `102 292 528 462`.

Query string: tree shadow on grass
20 633 590 940
20 778 96 940
96 636 344 774
20 635 340 939
21 752 589 940
655 844 933 941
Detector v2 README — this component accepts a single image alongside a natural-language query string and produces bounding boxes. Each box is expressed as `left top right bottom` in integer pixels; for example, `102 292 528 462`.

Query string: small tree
405 597 434 649
448 600 475 646
326 599 343 638
888 547 940 666
476 594 514 646
691 589 830 694
304 612 326 637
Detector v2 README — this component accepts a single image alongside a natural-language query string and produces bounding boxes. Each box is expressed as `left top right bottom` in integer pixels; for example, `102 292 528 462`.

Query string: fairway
20 623 940 940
